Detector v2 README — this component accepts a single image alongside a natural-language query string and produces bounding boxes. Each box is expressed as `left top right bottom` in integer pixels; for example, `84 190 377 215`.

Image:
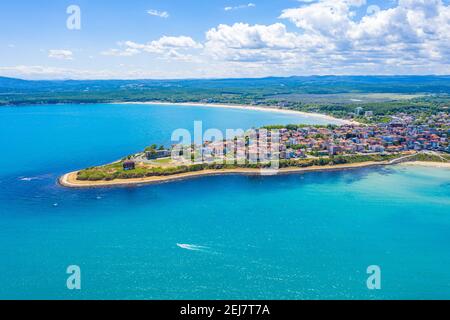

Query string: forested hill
2 75 450 96
1 76 450 120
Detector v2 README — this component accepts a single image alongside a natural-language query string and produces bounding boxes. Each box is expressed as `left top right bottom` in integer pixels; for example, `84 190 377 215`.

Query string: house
146 149 171 160
287 137 298 146
328 145 342 155
123 160 135 171
370 145 385 153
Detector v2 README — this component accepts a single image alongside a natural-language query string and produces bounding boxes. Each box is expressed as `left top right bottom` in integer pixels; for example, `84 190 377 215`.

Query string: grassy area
77 154 401 181
152 157 173 165
408 153 450 162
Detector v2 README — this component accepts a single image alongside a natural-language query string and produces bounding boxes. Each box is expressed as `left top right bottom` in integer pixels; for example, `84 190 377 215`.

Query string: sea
0 103 449 299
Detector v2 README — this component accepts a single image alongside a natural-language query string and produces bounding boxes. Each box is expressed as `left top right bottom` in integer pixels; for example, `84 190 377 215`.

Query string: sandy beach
59 161 388 188
400 161 450 168
112 101 354 125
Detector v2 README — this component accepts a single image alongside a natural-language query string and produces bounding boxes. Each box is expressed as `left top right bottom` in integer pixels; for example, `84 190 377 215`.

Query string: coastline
59 160 450 189
399 161 450 168
56 102 448 189
111 101 354 125
59 161 388 189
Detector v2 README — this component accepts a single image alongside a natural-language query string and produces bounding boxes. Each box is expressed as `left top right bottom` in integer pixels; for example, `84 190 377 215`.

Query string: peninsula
60 112 450 188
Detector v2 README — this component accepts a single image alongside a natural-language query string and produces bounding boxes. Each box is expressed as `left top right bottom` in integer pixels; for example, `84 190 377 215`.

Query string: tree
145 144 158 152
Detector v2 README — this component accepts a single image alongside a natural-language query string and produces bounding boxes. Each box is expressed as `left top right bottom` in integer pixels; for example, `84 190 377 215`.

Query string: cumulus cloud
280 0 366 37
206 23 300 50
277 0 450 69
201 0 450 74
25 0 450 78
147 9 169 18
48 49 73 60
204 22 326 64
102 36 202 60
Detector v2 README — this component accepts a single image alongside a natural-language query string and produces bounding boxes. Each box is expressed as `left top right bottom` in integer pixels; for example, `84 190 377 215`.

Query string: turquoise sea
0 103 449 300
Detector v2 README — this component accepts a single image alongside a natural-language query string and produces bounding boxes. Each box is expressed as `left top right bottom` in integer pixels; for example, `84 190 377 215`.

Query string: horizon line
2 74 450 82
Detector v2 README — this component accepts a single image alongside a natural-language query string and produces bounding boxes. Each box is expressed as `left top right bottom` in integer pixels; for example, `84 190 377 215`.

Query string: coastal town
269 112 450 160
124 111 450 166
60 110 450 187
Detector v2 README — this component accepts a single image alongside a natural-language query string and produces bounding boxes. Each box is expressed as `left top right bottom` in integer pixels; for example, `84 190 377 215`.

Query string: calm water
0 103 449 299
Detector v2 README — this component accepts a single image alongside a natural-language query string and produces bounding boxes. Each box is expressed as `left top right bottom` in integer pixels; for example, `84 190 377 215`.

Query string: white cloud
147 9 169 18
48 49 73 60
9 0 450 79
280 0 366 38
278 0 450 68
205 23 327 65
206 23 300 50
224 3 256 11
204 0 450 75
0 65 99 79
102 36 202 60
101 48 137 57
204 22 321 64
0 63 264 80
145 36 203 51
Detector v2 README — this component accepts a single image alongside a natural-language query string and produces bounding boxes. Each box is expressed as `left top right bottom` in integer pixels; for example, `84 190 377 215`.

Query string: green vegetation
144 144 165 152
407 153 450 162
76 154 400 181
1 76 450 123
279 154 399 168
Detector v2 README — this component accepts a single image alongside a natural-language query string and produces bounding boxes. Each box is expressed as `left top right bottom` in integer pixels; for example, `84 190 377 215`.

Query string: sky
1 0 450 80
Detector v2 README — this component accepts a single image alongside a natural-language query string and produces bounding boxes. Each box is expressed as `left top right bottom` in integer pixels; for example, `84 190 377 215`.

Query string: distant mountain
1 75 450 107
2 75 450 93
0 76 35 89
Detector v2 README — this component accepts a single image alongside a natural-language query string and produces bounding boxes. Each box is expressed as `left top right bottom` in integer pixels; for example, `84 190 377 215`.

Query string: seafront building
127 112 449 166
191 113 450 161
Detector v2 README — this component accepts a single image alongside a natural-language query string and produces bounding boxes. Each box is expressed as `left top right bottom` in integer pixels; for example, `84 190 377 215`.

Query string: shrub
87 172 106 181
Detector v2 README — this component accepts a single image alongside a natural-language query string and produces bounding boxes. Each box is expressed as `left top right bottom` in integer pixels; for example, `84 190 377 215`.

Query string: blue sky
1 0 450 79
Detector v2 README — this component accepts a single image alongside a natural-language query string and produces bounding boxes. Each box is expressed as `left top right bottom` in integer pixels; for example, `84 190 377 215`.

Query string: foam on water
19 177 40 181
177 244 208 252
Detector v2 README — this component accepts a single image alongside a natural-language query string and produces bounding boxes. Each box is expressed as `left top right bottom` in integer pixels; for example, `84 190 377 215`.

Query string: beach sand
60 160 450 189
400 161 450 168
59 161 387 188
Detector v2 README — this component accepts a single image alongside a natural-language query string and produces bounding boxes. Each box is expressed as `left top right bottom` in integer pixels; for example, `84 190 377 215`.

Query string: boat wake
19 177 40 182
176 243 208 252
19 174 52 182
